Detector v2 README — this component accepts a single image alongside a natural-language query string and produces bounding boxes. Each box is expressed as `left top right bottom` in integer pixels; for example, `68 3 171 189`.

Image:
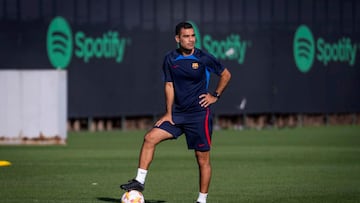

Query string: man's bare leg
120 128 173 191
195 150 211 203
138 128 173 169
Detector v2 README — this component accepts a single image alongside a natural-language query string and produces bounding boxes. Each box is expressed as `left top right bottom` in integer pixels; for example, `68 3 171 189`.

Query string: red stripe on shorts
204 108 211 146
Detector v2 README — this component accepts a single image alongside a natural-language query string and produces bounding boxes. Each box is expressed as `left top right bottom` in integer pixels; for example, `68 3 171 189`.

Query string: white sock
196 192 208 203
135 168 148 184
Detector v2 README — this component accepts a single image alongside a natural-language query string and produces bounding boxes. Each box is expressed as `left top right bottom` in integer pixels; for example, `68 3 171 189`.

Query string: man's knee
195 151 211 166
144 128 172 145
143 131 158 145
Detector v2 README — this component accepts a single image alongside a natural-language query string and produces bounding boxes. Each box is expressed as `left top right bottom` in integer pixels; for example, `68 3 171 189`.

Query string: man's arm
199 68 231 108
155 82 175 126
164 82 174 115
214 68 231 96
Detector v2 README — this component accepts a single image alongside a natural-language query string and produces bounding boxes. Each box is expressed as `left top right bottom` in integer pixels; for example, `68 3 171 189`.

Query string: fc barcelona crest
192 62 199 69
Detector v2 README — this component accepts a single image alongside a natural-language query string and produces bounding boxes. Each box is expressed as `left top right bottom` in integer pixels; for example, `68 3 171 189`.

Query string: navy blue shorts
155 109 213 151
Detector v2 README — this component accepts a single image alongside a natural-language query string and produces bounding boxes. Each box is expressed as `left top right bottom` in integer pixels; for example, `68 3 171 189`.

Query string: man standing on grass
120 21 231 203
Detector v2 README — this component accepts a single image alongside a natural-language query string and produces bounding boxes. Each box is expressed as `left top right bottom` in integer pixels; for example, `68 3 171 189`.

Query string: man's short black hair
175 22 193 35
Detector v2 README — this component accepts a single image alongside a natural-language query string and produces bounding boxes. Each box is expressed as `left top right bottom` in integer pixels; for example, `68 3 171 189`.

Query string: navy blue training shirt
162 48 225 114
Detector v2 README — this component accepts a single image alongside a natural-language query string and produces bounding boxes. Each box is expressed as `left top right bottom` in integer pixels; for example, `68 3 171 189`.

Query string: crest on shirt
192 62 199 69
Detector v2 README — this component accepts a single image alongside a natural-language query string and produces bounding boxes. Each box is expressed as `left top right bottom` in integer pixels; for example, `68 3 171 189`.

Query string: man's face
176 28 196 50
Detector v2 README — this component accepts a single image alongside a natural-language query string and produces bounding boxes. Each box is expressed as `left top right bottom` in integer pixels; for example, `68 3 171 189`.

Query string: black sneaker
120 179 145 192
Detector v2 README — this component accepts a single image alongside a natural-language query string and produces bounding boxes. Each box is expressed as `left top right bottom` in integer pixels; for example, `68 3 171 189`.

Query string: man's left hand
199 93 218 108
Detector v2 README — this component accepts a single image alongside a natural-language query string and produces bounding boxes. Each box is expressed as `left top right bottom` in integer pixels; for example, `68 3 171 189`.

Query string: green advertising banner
1 19 359 116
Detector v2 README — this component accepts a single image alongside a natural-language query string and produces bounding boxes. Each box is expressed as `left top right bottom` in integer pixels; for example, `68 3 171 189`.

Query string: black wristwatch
211 91 220 99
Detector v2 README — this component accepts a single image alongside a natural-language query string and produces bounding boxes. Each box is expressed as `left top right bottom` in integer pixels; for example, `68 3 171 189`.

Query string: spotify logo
293 25 358 73
47 16 130 69
293 25 315 73
47 17 73 69
189 22 250 64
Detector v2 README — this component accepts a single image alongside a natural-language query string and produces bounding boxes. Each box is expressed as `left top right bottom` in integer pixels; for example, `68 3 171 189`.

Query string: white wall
0 70 67 144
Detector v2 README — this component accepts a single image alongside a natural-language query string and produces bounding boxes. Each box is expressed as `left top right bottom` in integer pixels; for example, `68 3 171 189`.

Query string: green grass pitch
1 126 360 202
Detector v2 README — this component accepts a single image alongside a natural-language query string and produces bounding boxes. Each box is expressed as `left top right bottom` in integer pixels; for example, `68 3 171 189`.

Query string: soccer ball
121 190 145 203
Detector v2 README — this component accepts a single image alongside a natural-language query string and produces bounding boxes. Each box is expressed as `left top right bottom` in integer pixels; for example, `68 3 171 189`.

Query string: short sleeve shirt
162 48 225 114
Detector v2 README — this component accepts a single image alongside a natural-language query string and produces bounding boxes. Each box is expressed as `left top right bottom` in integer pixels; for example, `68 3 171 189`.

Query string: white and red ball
121 190 145 203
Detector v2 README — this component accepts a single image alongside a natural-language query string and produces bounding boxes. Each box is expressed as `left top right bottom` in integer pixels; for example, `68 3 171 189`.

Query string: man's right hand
155 113 175 127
